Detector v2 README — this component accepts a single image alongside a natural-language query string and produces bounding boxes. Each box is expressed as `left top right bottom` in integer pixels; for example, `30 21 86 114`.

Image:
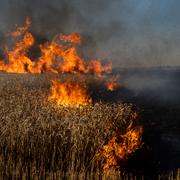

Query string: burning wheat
0 17 120 108
0 18 143 179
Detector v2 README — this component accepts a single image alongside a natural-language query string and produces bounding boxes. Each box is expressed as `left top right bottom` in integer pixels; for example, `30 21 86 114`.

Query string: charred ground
115 67 180 178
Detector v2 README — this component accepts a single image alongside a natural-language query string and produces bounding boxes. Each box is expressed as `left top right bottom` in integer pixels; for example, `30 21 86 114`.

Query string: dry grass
0 74 141 179
0 74 178 179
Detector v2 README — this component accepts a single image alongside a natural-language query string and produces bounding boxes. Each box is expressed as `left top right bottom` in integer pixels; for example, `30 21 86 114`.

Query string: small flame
10 17 31 37
0 31 35 73
59 47 87 74
60 32 81 44
97 111 143 173
48 79 92 107
87 60 112 76
36 41 62 74
106 76 119 91
99 126 143 173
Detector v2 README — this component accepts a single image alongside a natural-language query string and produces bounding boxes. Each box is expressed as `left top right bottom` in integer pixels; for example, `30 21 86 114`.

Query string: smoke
0 0 180 67
119 67 180 105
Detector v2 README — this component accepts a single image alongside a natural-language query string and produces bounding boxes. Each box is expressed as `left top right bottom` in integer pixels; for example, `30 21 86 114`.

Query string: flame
0 18 118 107
59 47 87 74
0 33 35 73
97 111 143 173
9 17 31 37
0 19 144 171
99 126 143 173
87 60 112 76
48 79 92 107
0 18 111 75
60 32 81 44
0 17 35 73
36 41 62 74
106 76 119 91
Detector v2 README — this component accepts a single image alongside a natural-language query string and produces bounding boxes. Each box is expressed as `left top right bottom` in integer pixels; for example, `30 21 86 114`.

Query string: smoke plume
0 0 180 67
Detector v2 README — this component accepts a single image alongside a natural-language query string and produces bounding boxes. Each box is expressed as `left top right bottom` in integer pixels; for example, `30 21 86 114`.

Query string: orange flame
0 32 35 73
59 47 87 74
48 79 92 107
0 18 112 75
36 41 62 74
0 18 117 107
100 126 143 173
60 32 81 44
106 76 119 91
87 60 112 76
9 17 31 37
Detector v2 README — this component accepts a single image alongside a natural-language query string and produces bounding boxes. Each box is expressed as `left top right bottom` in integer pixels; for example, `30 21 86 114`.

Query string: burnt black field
112 67 180 178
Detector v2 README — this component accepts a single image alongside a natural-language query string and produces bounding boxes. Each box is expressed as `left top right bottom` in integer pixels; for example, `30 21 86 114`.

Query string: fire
0 33 35 73
0 18 111 75
9 17 31 37
60 32 81 44
48 79 92 107
99 126 143 173
36 33 86 74
106 76 119 91
97 110 143 173
87 60 112 76
0 18 116 107
59 47 87 74
0 18 144 173
36 41 62 74
0 17 35 73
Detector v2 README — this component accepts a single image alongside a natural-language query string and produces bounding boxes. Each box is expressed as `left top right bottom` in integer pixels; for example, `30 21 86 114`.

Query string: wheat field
0 73 179 180
0 73 140 179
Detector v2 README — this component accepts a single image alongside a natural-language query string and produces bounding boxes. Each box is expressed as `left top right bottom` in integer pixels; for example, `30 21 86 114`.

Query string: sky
0 0 180 68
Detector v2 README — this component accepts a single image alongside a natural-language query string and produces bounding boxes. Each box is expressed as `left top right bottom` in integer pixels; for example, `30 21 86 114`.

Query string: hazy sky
0 0 180 67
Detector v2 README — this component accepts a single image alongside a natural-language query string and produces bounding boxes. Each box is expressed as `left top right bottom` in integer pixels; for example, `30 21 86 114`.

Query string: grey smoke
0 0 180 67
